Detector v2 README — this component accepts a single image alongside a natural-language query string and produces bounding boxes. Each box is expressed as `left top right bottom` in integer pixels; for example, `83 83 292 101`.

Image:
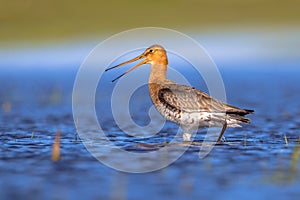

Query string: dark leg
217 121 227 142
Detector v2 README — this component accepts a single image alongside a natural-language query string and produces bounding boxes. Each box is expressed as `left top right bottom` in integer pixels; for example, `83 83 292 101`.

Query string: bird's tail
226 109 254 116
228 114 251 124
227 108 254 125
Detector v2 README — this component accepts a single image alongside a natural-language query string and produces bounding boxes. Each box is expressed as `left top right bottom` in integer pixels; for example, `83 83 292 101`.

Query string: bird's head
105 44 168 82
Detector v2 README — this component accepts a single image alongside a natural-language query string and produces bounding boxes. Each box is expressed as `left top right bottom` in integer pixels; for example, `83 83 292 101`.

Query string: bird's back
148 83 253 128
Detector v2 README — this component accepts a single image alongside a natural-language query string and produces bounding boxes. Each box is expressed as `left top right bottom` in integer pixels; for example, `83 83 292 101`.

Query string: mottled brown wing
158 84 250 115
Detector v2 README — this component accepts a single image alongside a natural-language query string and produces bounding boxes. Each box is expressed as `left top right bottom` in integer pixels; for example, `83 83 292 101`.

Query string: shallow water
1 57 300 199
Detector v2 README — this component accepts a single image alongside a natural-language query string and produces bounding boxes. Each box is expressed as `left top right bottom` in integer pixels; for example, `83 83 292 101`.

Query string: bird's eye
149 49 154 53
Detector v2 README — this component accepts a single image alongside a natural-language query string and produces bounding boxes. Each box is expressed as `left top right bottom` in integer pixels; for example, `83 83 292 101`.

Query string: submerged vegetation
51 129 61 162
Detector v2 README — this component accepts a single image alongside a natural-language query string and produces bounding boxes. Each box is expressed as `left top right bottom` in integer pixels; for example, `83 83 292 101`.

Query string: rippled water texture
1 53 300 199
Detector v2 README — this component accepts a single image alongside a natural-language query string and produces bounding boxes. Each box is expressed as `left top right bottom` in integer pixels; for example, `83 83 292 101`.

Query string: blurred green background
1 0 299 43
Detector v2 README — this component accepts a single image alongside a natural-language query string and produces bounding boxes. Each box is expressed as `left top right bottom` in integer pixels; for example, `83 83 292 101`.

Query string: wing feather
158 84 252 115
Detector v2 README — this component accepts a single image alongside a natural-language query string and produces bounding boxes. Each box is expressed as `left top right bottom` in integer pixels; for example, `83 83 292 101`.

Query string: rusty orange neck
147 48 170 83
149 63 168 83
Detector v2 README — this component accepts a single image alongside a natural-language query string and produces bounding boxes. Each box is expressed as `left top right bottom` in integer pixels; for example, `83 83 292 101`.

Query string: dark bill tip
105 65 118 72
111 73 126 82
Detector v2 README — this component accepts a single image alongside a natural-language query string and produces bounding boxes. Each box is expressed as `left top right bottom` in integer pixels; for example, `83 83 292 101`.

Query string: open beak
105 53 148 82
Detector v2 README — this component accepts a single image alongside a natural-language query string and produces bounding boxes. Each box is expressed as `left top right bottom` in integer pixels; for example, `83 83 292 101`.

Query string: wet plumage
105 44 253 142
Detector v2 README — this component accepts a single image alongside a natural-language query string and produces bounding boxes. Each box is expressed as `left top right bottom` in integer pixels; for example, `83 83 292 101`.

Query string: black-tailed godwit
105 45 253 142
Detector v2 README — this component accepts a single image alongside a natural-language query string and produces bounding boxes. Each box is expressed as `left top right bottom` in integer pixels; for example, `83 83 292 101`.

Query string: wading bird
105 45 253 142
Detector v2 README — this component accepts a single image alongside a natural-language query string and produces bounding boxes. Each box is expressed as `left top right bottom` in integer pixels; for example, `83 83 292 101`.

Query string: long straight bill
105 54 143 72
111 59 148 82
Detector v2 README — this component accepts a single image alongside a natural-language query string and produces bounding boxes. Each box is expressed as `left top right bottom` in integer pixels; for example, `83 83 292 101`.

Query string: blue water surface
0 46 300 200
